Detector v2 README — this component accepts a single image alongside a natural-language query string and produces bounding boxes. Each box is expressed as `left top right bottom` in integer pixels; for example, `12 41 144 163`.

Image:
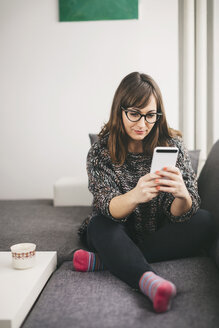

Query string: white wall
0 0 178 199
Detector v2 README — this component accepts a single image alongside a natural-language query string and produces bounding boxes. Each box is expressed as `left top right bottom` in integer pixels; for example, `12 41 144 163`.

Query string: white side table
0 251 57 328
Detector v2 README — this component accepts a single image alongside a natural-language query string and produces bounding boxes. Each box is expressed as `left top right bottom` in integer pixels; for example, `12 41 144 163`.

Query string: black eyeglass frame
121 106 163 124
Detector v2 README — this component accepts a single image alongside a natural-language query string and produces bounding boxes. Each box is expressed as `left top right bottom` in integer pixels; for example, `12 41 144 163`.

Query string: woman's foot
73 249 104 272
139 271 177 313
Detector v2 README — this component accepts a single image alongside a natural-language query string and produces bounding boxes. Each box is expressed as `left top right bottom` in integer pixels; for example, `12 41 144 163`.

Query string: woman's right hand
109 172 160 219
132 173 160 204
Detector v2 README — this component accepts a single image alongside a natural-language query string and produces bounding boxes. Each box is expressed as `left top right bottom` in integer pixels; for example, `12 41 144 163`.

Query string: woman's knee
86 215 129 253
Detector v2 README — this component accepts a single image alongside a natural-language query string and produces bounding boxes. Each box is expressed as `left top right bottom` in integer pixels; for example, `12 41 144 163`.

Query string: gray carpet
22 257 219 328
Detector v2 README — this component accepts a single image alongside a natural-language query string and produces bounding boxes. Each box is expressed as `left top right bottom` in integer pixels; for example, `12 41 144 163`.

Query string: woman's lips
134 130 146 134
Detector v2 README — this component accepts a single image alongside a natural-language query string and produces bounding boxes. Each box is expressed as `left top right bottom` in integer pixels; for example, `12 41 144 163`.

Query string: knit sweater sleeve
87 141 126 222
162 137 201 223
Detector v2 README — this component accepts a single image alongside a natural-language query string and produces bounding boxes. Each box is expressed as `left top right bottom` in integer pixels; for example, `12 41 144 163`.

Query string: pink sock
139 271 177 313
73 249 104 272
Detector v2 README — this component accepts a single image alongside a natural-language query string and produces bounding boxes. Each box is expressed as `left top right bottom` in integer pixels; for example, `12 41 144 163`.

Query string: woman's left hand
155 166 190 200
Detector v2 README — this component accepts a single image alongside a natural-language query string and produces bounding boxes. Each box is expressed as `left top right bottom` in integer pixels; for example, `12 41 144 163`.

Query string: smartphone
150 147 179 173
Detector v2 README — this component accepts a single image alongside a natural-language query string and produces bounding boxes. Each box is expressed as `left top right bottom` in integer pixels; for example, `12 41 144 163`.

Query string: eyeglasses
121 107 162 124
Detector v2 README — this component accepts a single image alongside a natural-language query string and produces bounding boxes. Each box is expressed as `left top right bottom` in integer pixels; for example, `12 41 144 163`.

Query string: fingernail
155 179 159 183
163 167 167 171
156 186 160 190
155 171 160 175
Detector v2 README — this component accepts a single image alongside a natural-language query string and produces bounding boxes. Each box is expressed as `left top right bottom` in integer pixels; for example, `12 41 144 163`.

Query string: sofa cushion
22 257 219 328
89 133 99 145
198 140 219 229
198 140 219 267
0 200 91 267
188 149 200 175
88 133 200 174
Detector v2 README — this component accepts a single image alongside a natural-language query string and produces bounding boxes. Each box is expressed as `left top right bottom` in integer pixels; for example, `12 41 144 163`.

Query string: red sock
73 249 104 272
139 271 177 313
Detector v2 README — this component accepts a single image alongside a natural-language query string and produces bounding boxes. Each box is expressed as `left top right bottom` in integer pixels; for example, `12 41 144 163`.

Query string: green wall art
59 0 138 22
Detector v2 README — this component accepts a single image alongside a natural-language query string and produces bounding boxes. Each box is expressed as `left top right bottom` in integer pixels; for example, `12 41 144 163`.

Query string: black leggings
86 209 216 289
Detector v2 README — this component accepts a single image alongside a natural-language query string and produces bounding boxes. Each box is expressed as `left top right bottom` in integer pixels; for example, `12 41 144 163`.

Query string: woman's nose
137 116 146 127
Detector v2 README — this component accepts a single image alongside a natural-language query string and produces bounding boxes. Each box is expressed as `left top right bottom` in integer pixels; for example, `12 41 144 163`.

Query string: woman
74 72 215 313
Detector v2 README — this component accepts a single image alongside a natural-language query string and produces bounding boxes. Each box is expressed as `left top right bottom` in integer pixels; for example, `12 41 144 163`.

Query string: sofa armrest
53 177 93 206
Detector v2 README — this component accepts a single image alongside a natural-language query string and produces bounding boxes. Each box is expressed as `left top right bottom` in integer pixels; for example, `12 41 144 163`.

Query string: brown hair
99 72 181 165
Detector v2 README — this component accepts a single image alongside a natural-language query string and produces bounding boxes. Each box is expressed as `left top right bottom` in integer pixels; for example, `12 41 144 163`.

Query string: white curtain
179 0 213 163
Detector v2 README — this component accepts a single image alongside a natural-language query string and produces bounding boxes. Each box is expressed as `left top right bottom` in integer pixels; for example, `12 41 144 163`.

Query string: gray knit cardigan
78 134 200 245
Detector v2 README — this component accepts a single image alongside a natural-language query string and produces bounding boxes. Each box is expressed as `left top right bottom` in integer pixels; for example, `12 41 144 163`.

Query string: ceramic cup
10 243 36 269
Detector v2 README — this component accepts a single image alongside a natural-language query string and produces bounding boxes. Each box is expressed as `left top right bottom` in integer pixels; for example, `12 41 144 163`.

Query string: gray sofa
1 140 219 328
